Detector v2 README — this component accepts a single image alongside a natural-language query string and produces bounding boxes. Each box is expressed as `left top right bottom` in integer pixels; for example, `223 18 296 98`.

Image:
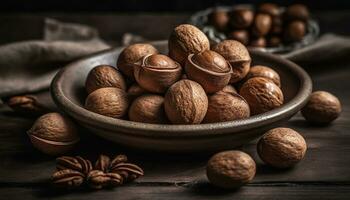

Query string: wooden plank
1 184 350 200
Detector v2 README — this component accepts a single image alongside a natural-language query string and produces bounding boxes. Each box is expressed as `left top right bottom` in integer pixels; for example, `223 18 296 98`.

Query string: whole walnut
85 65 126 94
85 87 129 118
213 40 251 83
207 150 256 188
27 112 79 155
257 127 307 168
134 54 182 93
168 24 210 65
246 65 281 87
301 91 341 124
203 92 250 123
117 43 158 80
164 79 208 124
239 77 284 115
185 50 232 93
128 94 167 124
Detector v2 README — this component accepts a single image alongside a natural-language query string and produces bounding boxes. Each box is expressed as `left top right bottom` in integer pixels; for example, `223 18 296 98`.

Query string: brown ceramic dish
51 41 312 153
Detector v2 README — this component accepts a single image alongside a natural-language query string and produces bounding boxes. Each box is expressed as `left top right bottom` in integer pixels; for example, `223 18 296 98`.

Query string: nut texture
203 92 250 123
27 112 79 155
213 40 251 83
169 24 210 65
207 150 256 188
85 65 126 94
185 50 232 93
301 91 341 124
128 94 167 124
164 79 208 124
239 77 284 115
85 87 129 118
134 54 182 93
246 65 281 87
117 43 158 80
257 127 307 168
220 85 237 95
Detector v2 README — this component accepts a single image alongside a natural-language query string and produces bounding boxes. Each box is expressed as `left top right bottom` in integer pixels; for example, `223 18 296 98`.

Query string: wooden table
1 12 350 199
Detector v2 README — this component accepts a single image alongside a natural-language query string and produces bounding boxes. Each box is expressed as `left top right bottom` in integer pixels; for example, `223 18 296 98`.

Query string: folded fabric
0 19 110 98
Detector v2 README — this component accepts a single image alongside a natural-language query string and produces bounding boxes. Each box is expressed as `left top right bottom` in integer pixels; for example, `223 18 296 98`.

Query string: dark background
1 0 350 12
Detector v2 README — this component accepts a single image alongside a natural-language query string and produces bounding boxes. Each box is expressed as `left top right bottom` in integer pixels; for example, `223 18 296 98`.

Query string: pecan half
56 156 92 175
110 162 144 182
51 169 84 189
94 154 110 172
87 170 122 189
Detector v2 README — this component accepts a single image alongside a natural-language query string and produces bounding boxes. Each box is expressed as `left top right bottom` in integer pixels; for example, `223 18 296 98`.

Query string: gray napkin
0 19 110 98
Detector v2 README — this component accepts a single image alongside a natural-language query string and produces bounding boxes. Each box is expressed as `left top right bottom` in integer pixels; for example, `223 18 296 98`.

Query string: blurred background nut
85 65 127 94
301 91 341 124
284 4 310 21
227 30 249 46
27 112 79 155
239 77 284 115
169 24 210 65
208 9 229 32
164 79 208 124
258 3 280 17
213 40 251 83
134 54 182 93
85 87 129 118
257 127 307 168
249 37 267 47
128 94 167 124
6 95 47 116
252 13 272 37
245 65 281 87
185 50 232 93
229 8 254 29
206 150 256 188
284 20 306 42
203 92 250 123
117 43 158 80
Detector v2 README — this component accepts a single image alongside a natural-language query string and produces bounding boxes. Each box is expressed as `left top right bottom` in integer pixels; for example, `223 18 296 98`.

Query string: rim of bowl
51 46 312 138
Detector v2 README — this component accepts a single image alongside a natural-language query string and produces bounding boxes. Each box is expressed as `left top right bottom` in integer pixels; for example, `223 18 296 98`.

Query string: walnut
239 77 284 115
206 150 256 188
85 87 129 118
164 79 208 124
168 24 210 65
246 65 281 87
257 127 307 168
301 91 341 124
27 112 79 155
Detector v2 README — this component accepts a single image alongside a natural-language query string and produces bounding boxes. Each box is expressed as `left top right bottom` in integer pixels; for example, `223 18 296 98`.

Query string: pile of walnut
84 24 284 124
51 154 143 189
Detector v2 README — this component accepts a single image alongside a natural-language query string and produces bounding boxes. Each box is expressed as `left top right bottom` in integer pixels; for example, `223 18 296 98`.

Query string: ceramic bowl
51 41 312 153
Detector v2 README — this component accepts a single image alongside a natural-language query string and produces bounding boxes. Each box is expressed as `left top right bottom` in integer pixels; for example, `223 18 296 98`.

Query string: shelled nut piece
301 91 341 124
206 150 256 188
85 87 129 118
245 65 281 87
239 77 284 115
164 79 208 124
185 50 232 93
52 169 85 189
169 24 210 65
27 112 79 156
213 40 251 83
257 127 307 168
203 92 250 123
117 43 158 80
128 94 167 124
134 54 182 93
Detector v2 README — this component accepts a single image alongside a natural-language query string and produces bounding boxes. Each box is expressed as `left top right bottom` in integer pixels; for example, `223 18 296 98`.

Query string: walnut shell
203 92 250 123
301 91 341 124
117 43 158 80
169 24 210 65
257 127 307 168
239 77 284 115
127 83 148 101
128 94 167 124
85 65 127 94
185 50 232 94
164 79 208 124
27 112 79 155
246 65 281 87
85 87 129 118
134 54 182 93
207 150 256 188
213 40 251 83
220 85 237 95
